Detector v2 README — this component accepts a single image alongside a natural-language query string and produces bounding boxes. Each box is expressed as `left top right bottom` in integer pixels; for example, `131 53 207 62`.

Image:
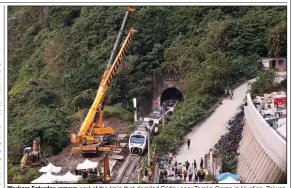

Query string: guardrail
245 93 286 172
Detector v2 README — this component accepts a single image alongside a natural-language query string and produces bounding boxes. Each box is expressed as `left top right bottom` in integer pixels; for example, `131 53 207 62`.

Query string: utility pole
148 129 151 167
133 98 137 122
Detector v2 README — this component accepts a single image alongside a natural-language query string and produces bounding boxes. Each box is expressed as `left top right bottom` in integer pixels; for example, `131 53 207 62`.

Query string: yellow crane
71 7 136 156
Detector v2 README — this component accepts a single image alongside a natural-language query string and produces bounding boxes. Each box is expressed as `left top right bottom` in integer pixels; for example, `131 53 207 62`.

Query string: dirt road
175 83 248 165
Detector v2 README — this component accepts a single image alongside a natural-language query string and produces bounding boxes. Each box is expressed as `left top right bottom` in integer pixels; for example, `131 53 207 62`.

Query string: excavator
71 7 136 157
20 137 48 168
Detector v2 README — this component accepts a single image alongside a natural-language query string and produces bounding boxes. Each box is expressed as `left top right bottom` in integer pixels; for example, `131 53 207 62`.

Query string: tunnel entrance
160 87 183 104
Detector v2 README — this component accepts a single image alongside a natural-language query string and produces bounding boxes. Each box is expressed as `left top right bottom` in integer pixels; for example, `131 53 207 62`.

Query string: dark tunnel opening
160 87 183 104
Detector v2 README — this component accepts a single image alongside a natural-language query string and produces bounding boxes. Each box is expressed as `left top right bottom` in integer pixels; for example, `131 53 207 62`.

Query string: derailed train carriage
129 120 157 155
128 100 179 155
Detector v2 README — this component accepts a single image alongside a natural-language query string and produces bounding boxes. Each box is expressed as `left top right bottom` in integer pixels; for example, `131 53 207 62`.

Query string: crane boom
96 7 136 130
107 7 135 67
72 28 137 143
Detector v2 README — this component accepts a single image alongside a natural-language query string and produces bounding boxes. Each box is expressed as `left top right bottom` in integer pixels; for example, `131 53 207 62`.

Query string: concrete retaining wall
237 93 286 183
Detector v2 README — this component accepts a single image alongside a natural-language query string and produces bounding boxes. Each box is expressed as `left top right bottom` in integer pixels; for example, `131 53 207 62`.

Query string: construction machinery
20 137 48 168
71 7 137 156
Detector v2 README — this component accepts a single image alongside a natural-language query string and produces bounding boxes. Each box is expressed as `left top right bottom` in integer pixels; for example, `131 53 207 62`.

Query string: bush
152 95 212 154
251 69 276 96
103 106 132 122
71 89 95 110
8 165 40 183
77 176 103 183
205 174 216 181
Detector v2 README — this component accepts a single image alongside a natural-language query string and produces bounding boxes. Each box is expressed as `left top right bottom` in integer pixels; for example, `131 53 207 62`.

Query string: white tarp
31 174 55 183
39 163 62 174
58 171 82 183
219 176 240 183
76 159 98 170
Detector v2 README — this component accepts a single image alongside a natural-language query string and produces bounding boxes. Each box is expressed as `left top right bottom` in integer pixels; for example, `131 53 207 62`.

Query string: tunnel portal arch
160 87 183 104
152 70 186 109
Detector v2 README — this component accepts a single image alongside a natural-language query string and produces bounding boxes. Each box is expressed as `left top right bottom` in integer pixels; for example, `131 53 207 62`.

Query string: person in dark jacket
193 159 197 170
187 139 191 150
186 160 190 170
200 157 204 169
145 168 148 176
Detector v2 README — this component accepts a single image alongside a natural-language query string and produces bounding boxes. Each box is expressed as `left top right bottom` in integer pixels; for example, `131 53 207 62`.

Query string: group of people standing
224 88 233 100
158 152 208 183
172 158 207 182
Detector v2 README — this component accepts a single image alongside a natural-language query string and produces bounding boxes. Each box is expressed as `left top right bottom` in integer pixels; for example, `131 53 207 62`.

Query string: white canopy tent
31 174 56 184
45 172 63 181
218 176 240 183
39 163 62 174
76 159 98 170
58 171 82 183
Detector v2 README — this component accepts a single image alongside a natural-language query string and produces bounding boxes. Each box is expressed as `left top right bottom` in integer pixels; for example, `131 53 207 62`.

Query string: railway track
115 155 141 183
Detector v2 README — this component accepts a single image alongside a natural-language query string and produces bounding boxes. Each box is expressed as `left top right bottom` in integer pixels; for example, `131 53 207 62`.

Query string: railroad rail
114 155 141 183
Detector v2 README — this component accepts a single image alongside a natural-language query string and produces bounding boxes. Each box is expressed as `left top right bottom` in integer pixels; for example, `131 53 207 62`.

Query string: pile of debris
213 107 245 172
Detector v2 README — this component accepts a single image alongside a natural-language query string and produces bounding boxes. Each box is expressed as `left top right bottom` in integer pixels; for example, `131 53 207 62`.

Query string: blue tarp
217 172 239 181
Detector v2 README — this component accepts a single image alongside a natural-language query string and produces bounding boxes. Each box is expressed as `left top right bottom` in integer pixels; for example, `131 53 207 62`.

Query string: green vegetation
8 165 40 183
205 174 216 181
8 6 286 177
103 106 133 122
251 69 277 96
77 176 103 183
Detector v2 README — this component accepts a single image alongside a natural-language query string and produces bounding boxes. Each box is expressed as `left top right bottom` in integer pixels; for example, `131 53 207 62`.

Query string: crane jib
104 31 135 88
79 29 136 135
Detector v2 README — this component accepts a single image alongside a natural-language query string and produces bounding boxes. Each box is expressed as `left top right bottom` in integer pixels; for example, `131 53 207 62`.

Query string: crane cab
23 147 32 154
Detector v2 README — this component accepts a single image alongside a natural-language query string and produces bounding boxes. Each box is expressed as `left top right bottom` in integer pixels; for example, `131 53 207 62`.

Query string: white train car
143 108 162 124
128 100 179 155
129 121 156 155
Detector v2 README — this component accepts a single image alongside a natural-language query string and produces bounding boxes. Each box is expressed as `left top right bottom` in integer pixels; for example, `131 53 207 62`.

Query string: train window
130 135 145 144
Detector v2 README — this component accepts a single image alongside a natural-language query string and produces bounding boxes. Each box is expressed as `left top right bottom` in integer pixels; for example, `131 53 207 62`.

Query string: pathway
175 83 248 167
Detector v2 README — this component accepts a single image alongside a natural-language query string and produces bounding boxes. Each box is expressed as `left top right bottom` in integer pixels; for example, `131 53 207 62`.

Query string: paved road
175 83 248 167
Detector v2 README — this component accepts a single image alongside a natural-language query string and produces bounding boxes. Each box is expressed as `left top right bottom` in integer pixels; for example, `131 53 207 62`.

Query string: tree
251 69 276 96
